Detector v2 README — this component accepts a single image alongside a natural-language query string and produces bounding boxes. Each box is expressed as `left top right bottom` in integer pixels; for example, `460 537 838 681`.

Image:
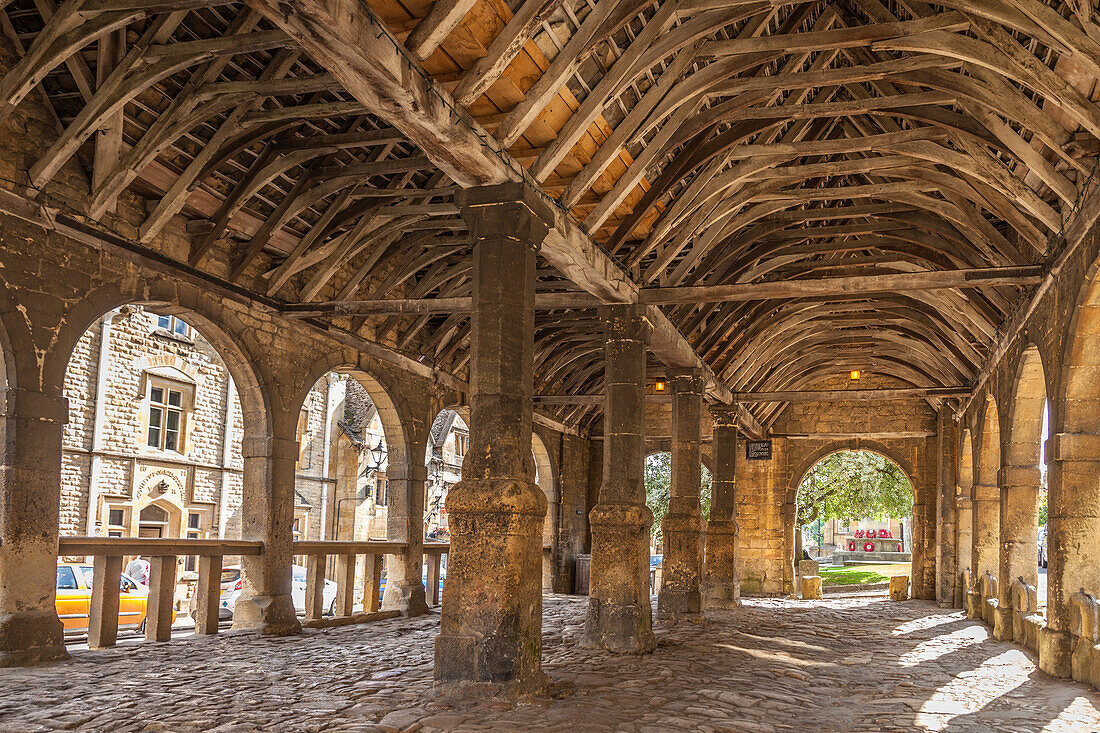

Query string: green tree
645 452 712 544
797 450 913 528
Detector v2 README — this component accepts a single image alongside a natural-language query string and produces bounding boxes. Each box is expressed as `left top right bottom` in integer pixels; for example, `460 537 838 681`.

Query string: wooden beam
533 387 969 404
404 0 478 61
284 266 1043 316
776 431 936 440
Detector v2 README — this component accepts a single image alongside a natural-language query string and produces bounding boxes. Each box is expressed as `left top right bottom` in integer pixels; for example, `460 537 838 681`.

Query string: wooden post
426 552 441 607
87 555 122 649
335 554 356 617
145 556 176 642
193 555 222 636
304 554 326 621
363 553 383 613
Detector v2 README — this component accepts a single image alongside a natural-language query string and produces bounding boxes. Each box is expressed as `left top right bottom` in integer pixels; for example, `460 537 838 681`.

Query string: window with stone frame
146 378 191 453
106 507 127 537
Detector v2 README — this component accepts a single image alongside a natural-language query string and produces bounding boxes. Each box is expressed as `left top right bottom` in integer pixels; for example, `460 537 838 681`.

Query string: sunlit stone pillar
0 388 69 666
382 461 429 616
994 465 1039 639
658 369 705 618
234 406 301 636
583 304 656 653
969 483 1000 619
434 183 551 690
702 406 739 609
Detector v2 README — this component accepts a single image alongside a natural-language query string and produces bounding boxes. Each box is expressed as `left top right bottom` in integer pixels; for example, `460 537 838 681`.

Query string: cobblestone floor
2 594 1098 732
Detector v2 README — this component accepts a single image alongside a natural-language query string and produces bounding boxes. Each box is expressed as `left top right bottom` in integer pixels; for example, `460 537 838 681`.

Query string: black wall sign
746 439 773 460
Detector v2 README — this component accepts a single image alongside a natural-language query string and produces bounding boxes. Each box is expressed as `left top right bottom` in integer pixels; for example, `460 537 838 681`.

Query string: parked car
1038 527 1048 568
56 562 162 635
378 563 448 604
188 565 338 620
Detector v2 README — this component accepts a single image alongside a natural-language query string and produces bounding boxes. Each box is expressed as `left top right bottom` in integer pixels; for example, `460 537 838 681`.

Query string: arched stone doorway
790 447 915 591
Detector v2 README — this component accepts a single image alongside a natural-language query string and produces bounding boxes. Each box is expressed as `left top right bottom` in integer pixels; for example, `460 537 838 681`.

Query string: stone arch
971 395 1001 615
956 428 974 607
532 431 557 548
996 345 1047 634
1048 254 1100 650
294 352 428 615
786 441 917 581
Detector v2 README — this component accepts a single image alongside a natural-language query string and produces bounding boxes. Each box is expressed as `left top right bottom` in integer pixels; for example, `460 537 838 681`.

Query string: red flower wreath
864 541 876 552
848 541 857 552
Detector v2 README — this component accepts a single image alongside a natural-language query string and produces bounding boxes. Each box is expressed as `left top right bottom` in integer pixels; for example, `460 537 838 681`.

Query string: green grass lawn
817 563 911 586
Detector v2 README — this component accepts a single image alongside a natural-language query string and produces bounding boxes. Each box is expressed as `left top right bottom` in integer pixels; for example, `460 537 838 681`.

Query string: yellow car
55 562 155 635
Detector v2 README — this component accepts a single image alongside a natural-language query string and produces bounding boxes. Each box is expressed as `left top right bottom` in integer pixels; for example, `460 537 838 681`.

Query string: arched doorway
794 449 914 592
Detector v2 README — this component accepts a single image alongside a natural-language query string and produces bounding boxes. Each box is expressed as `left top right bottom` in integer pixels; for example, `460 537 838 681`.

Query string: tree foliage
797 450 913 527
645 452 712 543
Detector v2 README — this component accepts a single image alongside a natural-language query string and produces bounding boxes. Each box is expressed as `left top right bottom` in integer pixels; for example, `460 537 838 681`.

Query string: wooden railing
57 537 449 646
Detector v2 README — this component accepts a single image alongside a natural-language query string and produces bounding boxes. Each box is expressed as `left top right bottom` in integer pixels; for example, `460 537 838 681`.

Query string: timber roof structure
2 0 1099 434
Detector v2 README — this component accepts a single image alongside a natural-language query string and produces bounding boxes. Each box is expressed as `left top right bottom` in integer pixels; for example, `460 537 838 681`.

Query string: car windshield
292 568 305 584
56 566 78 590
221 569 240 585
79 566 94 588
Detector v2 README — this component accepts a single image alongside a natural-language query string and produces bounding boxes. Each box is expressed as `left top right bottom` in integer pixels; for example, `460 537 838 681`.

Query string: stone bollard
797 559 819 578
890 575 910 601
801 576 822 600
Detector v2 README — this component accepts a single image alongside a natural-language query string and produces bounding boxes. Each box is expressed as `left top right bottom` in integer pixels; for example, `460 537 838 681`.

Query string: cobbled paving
2 594 1099 732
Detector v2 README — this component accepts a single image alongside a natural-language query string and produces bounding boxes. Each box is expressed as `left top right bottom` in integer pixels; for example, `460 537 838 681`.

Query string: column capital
456 182 555 248
709 404 740 429
668 368 705 390
598 303 651 341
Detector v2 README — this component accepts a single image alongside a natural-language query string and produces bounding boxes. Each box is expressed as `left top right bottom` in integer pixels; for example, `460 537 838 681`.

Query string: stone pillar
658 369 705 618
702 407 739 609
382 461 429 616
1040 433 1100 677
995 465 1040 639
935 409 957 606
969 483 999 619
0 388 69 666
583 305 656 654
233 406 301 636
434 183 551 690
955 491 973 609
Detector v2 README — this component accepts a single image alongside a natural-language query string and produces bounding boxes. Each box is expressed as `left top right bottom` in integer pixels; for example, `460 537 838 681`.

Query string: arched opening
956 428 974 607
998 346 1047 634
59 301 270 633
532 432 557 591
425 408 468 543
971 395 1001 616
795 449 914 591
644 450 712 592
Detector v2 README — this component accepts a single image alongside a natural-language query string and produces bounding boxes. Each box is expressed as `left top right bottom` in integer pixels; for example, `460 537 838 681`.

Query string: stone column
954 491 973 609
583 304 656 653
233 406 301 636
994 465 1040 639
935 409 957 607
434 183 551 690
0 388 69 666
969 483 1000 619
702 406 739 609
1039 432 1099 677
658 369 705 618
382 461 429 616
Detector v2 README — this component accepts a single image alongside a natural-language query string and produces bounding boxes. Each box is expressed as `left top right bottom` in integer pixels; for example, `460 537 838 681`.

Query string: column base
383 579 430 617
967 591 984 620
583 502 656 654
657 512 704 619
0 610 68 667
702 519 740 611
1039 627 1073 678
434 477 546 688
232 592 301 636
993 605 1014 640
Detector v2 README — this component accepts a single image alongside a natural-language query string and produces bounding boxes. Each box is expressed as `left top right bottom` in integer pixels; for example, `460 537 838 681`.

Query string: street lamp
366 438 387 472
